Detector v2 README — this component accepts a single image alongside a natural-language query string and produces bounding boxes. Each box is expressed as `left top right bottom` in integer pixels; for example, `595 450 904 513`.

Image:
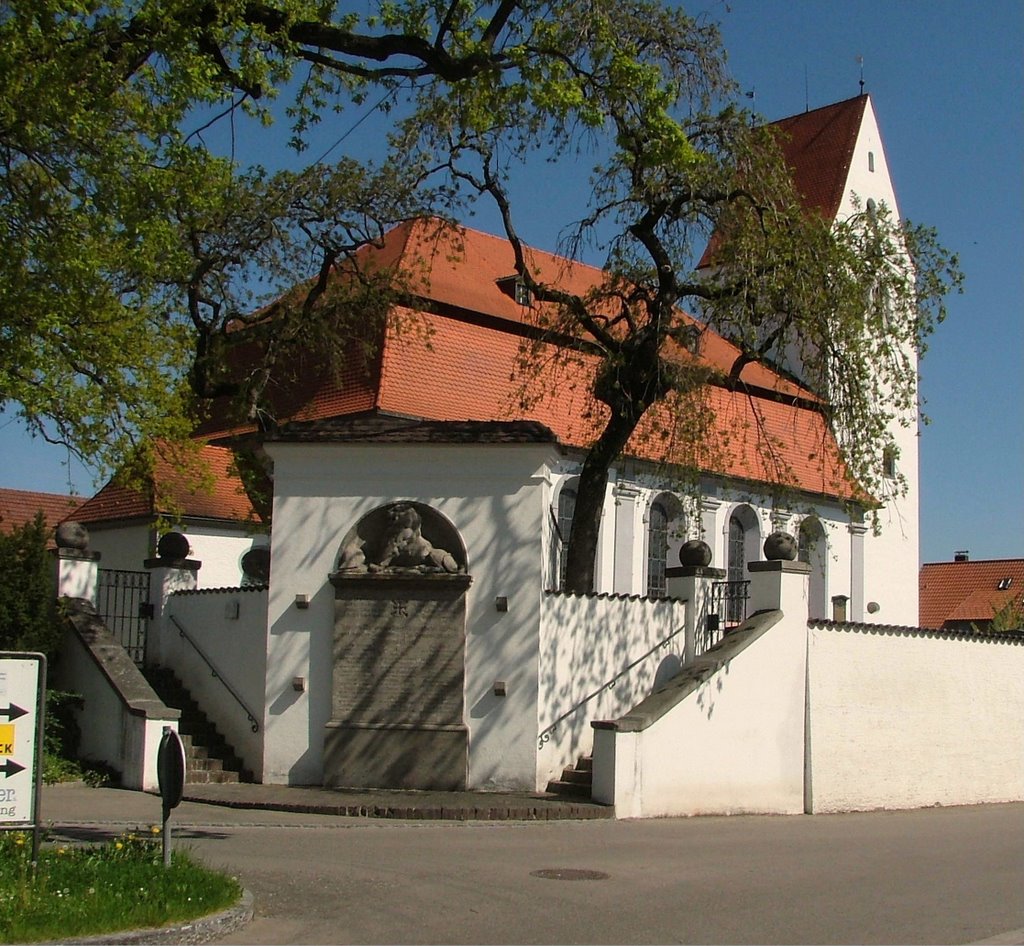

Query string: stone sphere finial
764 531 798 561
241 546 271 584
678 539 713 567
55 521 90 551
157 531 191 561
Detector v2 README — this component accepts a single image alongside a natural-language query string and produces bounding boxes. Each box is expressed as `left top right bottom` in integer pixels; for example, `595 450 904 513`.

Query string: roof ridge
771 93 868 126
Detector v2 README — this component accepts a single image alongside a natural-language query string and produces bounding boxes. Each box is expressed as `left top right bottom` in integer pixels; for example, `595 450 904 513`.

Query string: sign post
0 652 47 866
157 726 185 868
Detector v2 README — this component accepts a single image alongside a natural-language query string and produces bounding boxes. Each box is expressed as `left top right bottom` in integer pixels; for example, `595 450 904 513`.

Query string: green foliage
0 515 59 658
0 0 961 592
986 596 1024 633
0 830 240 943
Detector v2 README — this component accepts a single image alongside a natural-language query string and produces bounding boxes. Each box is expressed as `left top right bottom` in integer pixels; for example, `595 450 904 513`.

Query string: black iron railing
96 569 152 665
169 615 260 732
703 580 750 650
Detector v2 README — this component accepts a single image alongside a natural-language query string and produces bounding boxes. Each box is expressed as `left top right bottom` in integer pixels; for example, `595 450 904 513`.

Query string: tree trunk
563 411 641 594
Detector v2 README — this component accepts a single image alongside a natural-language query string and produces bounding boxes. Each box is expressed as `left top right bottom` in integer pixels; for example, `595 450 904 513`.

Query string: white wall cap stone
748 560 812 574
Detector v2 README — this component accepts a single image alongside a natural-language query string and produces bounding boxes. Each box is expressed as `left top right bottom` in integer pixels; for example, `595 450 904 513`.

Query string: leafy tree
986 596 1024 634
1 0 961 592
0 514 60 657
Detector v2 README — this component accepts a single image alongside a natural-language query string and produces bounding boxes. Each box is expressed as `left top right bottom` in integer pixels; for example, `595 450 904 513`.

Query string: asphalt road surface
45 785 1024 945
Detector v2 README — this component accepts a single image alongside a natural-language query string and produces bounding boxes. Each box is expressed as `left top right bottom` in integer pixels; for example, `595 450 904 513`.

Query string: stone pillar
52 522 100 604
666 564 727 664
747 560 812 617
848 521 868 623
144 532 201 666
699 497 723 567
612 483 640 595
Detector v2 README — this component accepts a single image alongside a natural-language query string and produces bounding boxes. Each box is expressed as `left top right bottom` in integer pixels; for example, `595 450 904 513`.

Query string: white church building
55 96 1023 815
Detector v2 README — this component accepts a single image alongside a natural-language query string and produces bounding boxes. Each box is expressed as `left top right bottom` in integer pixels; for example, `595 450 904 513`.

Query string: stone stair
546 755 593 798
143 667 252 784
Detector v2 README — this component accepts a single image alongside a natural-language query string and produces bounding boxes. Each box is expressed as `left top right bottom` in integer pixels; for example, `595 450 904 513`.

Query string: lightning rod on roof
856 55 865 95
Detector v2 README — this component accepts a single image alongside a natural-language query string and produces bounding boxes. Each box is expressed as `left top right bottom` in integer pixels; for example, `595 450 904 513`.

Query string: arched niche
334 501 467 575
326 500 471 792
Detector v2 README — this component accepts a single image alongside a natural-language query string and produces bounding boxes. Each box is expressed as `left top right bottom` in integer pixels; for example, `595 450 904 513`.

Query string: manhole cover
530 868 609 881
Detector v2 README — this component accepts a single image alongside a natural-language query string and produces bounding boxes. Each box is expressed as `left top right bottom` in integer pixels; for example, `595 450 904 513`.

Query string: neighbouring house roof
919 558 1024 628
71 444 256 527
0 488 86 542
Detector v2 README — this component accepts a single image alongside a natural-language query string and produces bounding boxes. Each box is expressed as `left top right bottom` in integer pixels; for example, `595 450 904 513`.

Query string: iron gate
96 569 152 665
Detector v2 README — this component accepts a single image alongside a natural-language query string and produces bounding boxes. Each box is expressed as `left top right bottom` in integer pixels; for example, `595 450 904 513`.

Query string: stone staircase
546 755 593 798
143 667 252 784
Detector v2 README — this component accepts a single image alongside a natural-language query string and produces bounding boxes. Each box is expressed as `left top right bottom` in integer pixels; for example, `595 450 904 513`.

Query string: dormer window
496 274 532 307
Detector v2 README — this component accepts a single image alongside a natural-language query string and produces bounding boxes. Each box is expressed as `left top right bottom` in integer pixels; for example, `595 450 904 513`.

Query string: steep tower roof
772 95 869 220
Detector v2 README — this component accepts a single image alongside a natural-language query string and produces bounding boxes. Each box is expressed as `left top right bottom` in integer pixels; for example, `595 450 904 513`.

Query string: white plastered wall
262 440 553 788
807 626 1024 811
837 97 920 626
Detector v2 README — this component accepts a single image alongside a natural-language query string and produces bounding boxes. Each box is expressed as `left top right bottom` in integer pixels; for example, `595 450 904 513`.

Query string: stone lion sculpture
338 503 459 573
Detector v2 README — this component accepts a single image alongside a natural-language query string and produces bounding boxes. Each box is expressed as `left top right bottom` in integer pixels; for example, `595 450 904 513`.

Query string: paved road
43 784 1024 945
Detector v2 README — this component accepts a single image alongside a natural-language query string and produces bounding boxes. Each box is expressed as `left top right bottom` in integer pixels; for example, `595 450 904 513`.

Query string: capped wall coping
592 609 783 734
61 598 180 721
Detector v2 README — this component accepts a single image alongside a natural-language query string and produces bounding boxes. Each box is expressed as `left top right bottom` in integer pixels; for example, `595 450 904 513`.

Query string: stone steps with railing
142 667 252 784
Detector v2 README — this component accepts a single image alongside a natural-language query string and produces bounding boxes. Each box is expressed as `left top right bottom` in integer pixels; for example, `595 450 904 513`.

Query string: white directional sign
0 653 45 825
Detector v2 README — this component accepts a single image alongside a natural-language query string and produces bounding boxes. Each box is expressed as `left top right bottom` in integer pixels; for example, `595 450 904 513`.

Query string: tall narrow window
882 445 897 478
727 514 746 624
556 486 577 590
868 151 875 172
646 501 669 598
727 515 745 583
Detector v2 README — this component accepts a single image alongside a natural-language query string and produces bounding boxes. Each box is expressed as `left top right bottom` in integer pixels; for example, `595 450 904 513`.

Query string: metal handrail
537 615 688 750
169 615 260 733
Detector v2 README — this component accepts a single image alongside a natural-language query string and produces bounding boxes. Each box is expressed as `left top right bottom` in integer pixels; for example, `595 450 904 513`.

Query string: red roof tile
0 489 85 538
772 95 867 220
919 559 1024 627
73 445 255 526
204 217 854 501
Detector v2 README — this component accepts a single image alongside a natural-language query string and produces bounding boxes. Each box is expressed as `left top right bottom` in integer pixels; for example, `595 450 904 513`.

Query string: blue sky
1 0 1020 563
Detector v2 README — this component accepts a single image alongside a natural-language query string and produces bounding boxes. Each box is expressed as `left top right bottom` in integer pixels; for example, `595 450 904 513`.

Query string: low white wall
807 624 1024 812
58 608 178 791
593 610 806 818
537 592 687 786
162 588 269 776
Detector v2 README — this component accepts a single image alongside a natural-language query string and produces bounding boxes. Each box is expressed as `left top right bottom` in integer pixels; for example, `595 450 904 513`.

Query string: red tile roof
73 444 255 526
772 95 868 220
206 217 854 501
919 559 1024 628
0 489 85 538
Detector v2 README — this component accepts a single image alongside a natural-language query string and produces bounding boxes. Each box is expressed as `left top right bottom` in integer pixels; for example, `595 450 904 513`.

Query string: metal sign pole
156 726 185 868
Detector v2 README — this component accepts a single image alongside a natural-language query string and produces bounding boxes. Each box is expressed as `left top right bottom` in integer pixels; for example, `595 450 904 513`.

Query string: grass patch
0 829 241 944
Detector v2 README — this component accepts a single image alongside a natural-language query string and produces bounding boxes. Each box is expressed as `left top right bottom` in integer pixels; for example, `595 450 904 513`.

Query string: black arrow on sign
0 759 25 778
0 703 28 722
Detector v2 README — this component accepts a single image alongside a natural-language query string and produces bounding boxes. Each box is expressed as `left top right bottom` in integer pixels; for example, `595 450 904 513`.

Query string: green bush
0 513 60 658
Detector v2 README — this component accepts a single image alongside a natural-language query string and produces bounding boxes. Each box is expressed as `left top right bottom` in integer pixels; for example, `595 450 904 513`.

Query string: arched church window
646 501 669 598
